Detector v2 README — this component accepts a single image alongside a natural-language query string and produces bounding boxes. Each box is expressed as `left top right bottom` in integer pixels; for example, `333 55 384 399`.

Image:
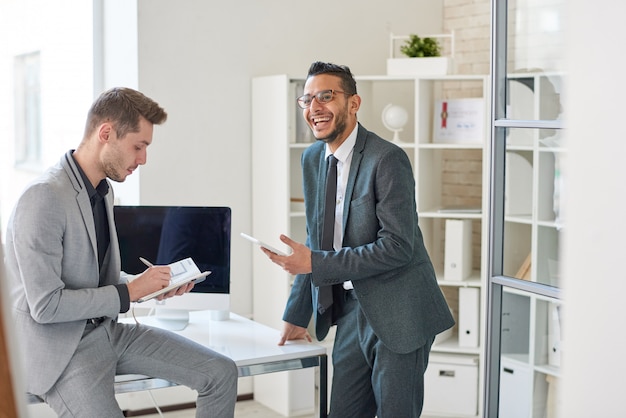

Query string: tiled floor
142 401 438 418
141 399 316 418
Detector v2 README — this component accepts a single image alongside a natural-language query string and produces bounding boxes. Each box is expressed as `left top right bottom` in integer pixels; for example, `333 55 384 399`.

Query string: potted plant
387 33 452 76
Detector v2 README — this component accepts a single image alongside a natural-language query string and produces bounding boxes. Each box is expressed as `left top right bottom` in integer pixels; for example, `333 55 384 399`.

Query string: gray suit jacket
5 150 125 395
283 124 455 354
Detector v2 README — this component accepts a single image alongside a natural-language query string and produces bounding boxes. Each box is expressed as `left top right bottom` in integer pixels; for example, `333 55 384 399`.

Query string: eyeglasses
296 89 351 109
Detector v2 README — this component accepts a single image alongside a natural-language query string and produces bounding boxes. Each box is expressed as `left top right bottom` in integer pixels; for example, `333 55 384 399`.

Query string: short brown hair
83 87 167 139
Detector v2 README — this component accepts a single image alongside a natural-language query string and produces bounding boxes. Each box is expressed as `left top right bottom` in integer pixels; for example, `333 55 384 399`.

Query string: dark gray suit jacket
5 150 124 395
283 124 455 354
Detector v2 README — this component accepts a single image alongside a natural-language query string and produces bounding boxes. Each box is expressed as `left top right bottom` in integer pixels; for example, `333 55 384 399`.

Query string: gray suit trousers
329 294 434 418
42 319 237 418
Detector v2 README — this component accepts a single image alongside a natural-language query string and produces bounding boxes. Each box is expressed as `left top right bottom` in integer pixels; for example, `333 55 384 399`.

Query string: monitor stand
141 308 190 331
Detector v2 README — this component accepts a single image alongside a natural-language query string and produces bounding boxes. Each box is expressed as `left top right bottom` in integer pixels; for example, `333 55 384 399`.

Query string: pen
139 257 154 267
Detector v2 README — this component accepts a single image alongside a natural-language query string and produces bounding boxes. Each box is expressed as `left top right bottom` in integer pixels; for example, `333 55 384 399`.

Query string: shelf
535 364 561 378
432 335 481 356
536 220 562 229
538 146 566 154
421 210 483 220
506 144 534 152
504 215 533 224
502 353 530 365
437 278 482 288
419 143 483 150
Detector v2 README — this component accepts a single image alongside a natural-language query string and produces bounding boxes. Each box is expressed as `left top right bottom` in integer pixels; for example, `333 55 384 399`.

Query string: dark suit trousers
329 293 435 418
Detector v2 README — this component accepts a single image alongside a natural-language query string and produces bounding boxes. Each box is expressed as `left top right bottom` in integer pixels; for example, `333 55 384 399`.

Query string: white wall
131 0 444 317
560 1 626 416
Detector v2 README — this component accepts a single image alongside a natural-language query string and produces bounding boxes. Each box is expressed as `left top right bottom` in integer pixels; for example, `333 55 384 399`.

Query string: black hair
306 61 357 95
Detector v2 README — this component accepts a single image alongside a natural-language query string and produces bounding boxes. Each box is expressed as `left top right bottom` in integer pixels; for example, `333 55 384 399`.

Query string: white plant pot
386 57 451 76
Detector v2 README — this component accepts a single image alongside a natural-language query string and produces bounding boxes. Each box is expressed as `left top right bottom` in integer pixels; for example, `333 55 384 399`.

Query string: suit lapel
62 151 99 264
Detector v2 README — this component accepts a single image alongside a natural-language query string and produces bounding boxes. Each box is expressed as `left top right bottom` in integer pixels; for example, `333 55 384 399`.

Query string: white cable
147 389 165 418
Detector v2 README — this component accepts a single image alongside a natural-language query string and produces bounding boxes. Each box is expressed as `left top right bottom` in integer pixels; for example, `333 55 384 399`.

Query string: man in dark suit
5 87 237 417
262 62 455 417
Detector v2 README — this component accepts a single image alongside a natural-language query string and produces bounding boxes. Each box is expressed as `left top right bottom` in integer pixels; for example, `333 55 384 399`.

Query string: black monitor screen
113 206 231 294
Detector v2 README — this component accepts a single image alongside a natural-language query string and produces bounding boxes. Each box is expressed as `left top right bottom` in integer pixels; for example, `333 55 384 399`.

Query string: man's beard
315 106 348 144
102 146 126 183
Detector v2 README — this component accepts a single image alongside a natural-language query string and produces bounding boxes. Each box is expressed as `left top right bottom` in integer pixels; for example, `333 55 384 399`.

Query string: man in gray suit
4 87 237 417
262 62 455 417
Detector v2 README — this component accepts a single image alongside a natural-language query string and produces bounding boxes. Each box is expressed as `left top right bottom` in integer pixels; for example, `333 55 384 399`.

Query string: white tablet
240 232 289 256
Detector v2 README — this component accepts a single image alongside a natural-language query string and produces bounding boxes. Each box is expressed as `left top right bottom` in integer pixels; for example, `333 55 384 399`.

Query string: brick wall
444 0 491 75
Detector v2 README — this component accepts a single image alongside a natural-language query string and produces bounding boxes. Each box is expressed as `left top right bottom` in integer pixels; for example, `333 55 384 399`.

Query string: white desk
29 312 328 417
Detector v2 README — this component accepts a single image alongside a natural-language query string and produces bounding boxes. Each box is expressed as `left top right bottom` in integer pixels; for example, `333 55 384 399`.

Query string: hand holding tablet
240 232 289 256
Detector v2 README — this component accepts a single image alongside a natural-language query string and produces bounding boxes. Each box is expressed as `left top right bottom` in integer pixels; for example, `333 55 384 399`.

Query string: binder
458 287 480 348
505 152 533 216
548 302 562 367
444 219 472 281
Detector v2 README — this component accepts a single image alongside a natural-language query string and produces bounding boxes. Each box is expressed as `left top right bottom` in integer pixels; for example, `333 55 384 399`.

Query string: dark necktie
318 155 337 314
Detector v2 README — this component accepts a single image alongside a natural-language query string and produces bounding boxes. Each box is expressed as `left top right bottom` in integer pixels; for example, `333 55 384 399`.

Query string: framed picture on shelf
433 98 484 144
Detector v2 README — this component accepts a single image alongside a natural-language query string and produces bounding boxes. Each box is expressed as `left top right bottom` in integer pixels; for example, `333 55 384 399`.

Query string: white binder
444 219 472 281
505 152 533 216
458 287 480 348
548 302 562 367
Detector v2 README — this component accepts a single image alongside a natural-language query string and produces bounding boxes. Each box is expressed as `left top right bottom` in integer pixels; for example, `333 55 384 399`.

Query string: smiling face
101 116 153 183
302 74 360 151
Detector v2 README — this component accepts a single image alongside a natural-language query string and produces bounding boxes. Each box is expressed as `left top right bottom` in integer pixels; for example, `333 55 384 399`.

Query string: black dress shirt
71 153 130 311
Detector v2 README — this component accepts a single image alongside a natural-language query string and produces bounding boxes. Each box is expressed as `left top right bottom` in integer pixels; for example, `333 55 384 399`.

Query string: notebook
137 257 211 303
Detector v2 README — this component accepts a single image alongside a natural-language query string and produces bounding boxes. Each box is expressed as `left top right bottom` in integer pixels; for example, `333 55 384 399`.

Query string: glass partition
498 288 562 418
487 0 567 416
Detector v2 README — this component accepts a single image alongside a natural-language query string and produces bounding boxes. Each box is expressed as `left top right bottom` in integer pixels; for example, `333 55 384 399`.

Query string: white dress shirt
325 123 358 289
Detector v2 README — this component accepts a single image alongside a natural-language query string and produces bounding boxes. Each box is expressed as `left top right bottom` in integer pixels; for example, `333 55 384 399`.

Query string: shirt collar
71 152 109 203
325 123 358 163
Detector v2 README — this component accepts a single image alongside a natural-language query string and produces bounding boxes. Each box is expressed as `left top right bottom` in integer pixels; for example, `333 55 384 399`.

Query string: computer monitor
114 206 231 329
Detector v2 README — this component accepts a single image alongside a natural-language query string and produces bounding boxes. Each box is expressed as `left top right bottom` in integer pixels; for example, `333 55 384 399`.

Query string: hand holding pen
126 257 172 302
137 257 194 300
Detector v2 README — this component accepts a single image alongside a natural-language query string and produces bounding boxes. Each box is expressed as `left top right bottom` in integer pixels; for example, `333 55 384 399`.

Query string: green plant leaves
399 34 441 58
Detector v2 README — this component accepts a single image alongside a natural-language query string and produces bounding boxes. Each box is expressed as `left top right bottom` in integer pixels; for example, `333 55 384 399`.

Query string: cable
130 304 156 325
147 389 165 418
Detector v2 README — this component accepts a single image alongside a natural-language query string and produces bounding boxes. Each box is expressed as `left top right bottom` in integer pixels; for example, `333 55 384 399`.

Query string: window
13 51 42 168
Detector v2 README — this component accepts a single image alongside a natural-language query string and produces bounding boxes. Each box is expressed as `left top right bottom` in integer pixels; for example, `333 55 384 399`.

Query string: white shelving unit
251 74 490 417
499 72 565 418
